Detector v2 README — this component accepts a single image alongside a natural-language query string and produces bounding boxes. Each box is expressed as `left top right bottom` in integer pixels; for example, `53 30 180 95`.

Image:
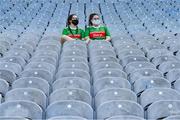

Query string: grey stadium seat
107 115 145 120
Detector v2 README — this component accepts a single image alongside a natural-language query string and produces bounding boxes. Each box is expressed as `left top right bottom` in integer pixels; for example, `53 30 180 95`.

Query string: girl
85 13 111 42
61 14 85 44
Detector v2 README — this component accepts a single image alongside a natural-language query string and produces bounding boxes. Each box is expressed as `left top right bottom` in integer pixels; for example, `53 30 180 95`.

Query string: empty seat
107 115 145 120
91 62 123 72
94 77 131 95
0 62 22 75
159 61 180 73
117 49 145 58
147 49 173 59
129 68 163 83
151 55 179 66
12 77 50 96
95 88 137 109
60 56 88 64
0 56 26 67
25 62 56 74
5 88 47 109
89 49 116 57
0 101 43 119
56 69 90 82
120 55 148 67
0 117 29 120
12 44 34 56
140 88 180 109
50 88 91 105
90 56 118 65
147 100 180 119
30 56 57 66
34 50 58 61
125 61 155 74
0 69 16 84
166 69 180 83
0 79 9 96
37 44 60 53
46 101 93 119
164 115 180 120
134 77 171 95
20 69 54 84
97 100 144 119
59 62 89 72
93 69 127 81
53 77 90 93
61 50 87 58
48 116 88 120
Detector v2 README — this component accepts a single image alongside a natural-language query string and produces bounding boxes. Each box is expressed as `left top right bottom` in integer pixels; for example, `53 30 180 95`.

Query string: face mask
72 19 79 26
92 19 101 25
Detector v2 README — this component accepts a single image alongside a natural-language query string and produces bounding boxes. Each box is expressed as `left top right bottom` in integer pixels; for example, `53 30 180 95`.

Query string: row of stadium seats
0 0 180 119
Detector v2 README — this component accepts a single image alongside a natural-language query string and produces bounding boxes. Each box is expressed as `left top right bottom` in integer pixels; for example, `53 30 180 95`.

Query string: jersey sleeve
62 28 68 35
80 29 85 39
104 26 111 37
85 27 90 38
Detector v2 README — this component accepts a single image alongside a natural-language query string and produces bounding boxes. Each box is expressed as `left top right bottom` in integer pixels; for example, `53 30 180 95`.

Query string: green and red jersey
62 27 85 40
85 25 111 40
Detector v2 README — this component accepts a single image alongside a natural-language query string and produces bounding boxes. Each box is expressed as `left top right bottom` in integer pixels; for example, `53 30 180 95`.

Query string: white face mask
92 19 101 26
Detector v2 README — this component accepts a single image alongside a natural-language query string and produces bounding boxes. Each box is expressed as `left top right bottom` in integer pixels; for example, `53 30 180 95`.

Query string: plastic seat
0 117 29 120
0 79 9 96
94 77 131 95
164 115 180 120
159 61 180 73
125 61 155 74
60 56 88 64
93 69 127 81
107 115 145 120
12 77 50 96
5 49 30 61
147 49 173 59
53 77 90 93
117 49 145 58
25 62 56 74
20 69 54 84
34 50 59 61
0 100 43 120
30 56 57 66
120 55 148 67
37 44 60 53
95 88 137 109
59 62 89 72
97 100 144 119
48 116 88 120
12 44 34 56
91 62 123 72
5 88 47 109
89 49 116 58
90 56 118 65
147 100 180 119
50 88 91 105
140 88 180 109
46 101 93 119
134 77 171 96
152 55 179 66
130 68 163 83
61 50 87 58
0 56 26 67
56 69 90 82
0 69 16 84
166 69 180 83
0 62 22 75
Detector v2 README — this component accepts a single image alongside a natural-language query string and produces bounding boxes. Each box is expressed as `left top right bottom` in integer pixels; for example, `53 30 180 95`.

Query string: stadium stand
0 0 180 119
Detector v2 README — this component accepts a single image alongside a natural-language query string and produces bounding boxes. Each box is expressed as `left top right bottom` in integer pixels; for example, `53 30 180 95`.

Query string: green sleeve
105 26 111 37
62 28 68 35
85 27 90 38
80 29 85 39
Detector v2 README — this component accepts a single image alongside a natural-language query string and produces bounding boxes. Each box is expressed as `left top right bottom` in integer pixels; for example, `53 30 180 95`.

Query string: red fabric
68 34 81 39
89 31 106 39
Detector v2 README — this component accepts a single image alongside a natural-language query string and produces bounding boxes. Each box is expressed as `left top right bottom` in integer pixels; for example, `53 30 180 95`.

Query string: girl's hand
86 39 91 44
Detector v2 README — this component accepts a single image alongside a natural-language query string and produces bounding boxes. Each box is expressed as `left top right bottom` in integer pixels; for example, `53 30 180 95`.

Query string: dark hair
88 13 99 26
66 14 76 26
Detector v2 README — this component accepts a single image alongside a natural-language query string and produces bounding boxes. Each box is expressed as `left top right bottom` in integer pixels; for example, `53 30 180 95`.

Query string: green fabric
85 25 111 40
62 27 85 39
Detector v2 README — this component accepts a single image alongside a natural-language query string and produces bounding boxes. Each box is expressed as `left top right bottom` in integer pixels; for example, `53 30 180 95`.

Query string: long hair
88 13 99 26
66 14 76 27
